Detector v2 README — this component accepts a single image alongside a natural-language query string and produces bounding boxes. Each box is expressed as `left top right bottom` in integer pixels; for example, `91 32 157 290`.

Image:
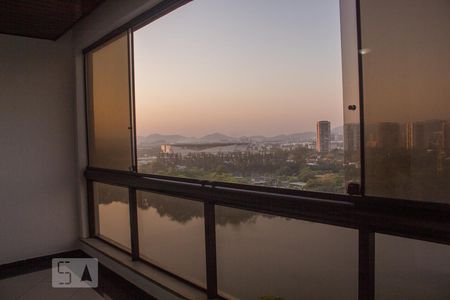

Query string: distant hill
138 134 192 145
138 131 318 146
198 133 236 143
264 132 315 142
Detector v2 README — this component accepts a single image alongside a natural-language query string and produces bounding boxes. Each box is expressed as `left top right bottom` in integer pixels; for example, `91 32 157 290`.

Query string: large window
83 0 450 299
134 0 360 194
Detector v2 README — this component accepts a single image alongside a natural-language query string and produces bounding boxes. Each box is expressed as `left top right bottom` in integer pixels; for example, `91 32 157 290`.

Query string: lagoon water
98 191 450 300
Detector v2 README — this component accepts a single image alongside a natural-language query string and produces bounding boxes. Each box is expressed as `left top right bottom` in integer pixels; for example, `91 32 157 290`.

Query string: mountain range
138 126 343 146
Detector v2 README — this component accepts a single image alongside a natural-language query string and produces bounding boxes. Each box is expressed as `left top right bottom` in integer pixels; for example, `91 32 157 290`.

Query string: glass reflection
360 0 450 203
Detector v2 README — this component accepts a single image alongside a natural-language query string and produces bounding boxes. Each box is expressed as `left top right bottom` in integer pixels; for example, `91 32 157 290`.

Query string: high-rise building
406 122 413 150
406 121 426 150
423 120 444 150
377 122 402 152
405 120 449 151
344 123 360 153
444 121 450 153
316 121 331 153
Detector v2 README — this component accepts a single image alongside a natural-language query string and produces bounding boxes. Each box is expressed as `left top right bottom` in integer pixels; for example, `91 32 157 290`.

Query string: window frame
83 0 450 212
82 0 450 299
85 0 358 203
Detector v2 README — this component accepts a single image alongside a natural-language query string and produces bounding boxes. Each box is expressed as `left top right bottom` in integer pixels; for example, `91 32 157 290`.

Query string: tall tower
344 123 360 153
377 122 401 152
406 122 413 150
444 120 450 153
316 121 331 153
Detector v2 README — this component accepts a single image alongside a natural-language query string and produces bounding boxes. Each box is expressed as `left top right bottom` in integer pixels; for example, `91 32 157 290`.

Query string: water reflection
95 184 358 299
94 183 131 250
137 192 207 287
94 183 450 299
215 207 358 300
138 192 203 224
96 184 260 226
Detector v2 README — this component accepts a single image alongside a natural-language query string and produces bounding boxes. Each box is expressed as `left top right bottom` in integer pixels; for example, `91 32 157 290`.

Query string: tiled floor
0 263 155 300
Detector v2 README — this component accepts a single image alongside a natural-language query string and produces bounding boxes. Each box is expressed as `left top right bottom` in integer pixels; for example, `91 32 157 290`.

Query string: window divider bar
83 54 91 167
86 180 96 238
355 0 366 196
129 187 140 261
204 201 218 299
358 229 375 300
127 29 138 172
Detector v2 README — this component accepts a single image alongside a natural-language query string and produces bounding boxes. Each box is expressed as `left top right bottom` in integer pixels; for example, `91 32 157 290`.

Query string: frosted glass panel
87 33 132 171
360 0 450 202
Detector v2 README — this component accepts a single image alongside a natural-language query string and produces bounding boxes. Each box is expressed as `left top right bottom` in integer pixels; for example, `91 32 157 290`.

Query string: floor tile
0 258 155 300
0 270 48 299
69 288 104 300
18 281 78 300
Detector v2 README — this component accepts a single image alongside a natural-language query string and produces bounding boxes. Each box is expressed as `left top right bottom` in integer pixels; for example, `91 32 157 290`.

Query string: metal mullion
127 29 138 173
355 8 376 299
86 180 96 238
129 187 140 261
358 229 375 300
355 0 366 196
204 201 218 299
83 54 92 167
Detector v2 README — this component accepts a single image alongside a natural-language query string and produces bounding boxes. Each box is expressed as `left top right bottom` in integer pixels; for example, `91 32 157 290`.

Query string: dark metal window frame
83 1 450 299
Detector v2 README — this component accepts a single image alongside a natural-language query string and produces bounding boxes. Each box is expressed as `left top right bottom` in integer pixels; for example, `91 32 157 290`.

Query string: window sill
80 238 208 300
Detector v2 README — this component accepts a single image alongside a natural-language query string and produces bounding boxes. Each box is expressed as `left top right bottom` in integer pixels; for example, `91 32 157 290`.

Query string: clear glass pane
93 182 131 250
137 191 206 287
340 0 361 188
360 0 450 202
376 234 450 300
86 33 132 171
134 0 359 193
215 206 358 300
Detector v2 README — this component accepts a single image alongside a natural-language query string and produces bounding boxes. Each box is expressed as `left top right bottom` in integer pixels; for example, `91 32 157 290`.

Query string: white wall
0 33 78 264
0 0 165 265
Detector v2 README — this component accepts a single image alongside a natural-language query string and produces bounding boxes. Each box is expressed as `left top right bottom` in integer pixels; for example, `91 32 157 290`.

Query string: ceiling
0 0 104 40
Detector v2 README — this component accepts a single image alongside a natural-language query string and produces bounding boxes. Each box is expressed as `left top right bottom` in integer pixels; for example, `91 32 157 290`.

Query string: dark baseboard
0 249 90 280
0 248 155 299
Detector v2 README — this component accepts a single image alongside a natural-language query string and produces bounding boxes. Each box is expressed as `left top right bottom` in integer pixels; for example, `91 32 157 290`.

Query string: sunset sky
134 0 344 137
